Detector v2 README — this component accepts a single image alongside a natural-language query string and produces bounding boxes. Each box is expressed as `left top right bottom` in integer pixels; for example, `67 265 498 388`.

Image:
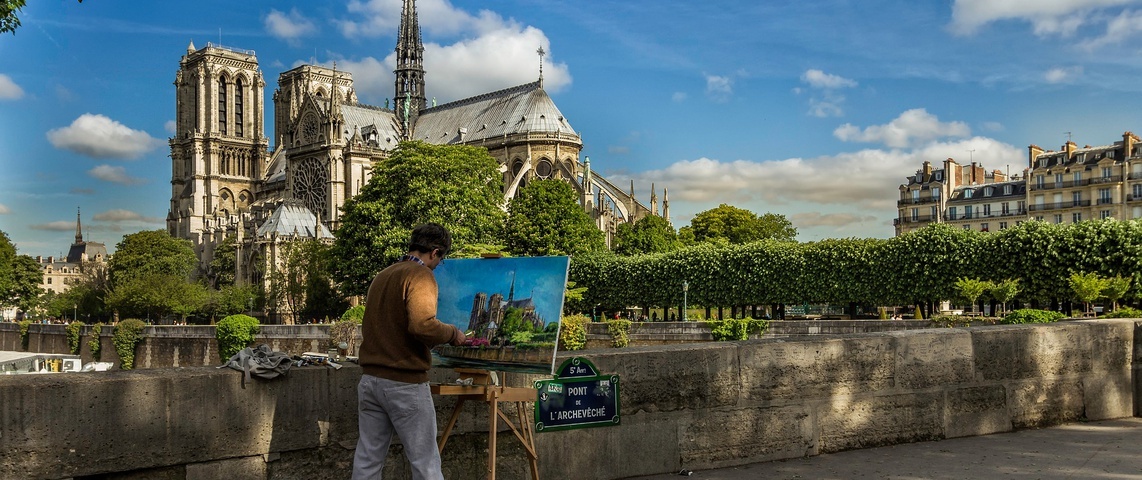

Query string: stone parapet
0 319 1137 479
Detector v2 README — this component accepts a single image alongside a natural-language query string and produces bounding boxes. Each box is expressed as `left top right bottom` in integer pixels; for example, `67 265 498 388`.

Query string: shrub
606 319 632 348
706 318 769 341
510 331 534 345
66 321 84 355
558 314 589 351
914 305 924 320
113 319 147 370
340 305 366 324
1102 306 1142 318
1001 309 1065 324
18 320 31 351
88 322 104 361
216 314 260 362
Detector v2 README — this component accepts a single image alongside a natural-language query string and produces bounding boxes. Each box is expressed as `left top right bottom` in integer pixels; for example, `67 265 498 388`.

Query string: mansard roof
66 241 107 264
946 180 1026 203
412 81 577 144
255 202 333 239
1033 143 1126 170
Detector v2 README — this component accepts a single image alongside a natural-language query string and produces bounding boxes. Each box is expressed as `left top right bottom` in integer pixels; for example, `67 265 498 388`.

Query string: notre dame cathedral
167 0 668 288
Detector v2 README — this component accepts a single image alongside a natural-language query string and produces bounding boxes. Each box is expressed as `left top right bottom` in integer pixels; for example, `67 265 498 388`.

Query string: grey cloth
219 344 292 389
352 375 444 480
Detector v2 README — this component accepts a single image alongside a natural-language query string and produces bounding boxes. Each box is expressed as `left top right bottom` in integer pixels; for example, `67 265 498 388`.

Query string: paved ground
628 417 1142 480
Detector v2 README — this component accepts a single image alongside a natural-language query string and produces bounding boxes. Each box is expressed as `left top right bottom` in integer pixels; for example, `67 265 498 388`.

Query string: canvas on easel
431 256 570 375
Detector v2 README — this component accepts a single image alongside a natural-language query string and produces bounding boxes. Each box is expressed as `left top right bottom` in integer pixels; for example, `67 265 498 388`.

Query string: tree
954 277 992 315
1102 275 1131 313
505 179 605 256
1069 272 1109 316
989 278 1021 315
7 254 42 312
612 214 681 255
689 204 797 244
331 141 507 296
2 1 82 35
106 230 200 321
206 236 237 288
268 239 346 324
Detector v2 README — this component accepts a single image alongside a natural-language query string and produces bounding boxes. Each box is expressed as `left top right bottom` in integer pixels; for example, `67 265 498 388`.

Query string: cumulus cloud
705 74 734 102
834 109 971 149
791 212 880 228
1079 9 1142 49
164 120 176 133
47 114 163 160
950 0 1134 36
30 221 76 232
265 8 317 45
333 1 570 105
88 165 146 185
0 74 24 100
799 69 856 117
0 204 9 214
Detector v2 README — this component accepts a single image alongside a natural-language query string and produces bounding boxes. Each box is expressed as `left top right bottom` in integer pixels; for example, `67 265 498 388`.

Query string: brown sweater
359 260 465 383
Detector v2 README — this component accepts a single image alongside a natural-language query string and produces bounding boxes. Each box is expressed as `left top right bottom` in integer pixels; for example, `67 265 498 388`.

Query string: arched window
235 78 244 137
218 78 227 135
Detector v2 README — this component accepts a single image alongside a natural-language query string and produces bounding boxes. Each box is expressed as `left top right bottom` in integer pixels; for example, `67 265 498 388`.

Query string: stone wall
584 319 937 348
0 319 1137 479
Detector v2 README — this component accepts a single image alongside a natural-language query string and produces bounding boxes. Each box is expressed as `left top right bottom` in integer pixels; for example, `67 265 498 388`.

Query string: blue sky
4 0 1142 256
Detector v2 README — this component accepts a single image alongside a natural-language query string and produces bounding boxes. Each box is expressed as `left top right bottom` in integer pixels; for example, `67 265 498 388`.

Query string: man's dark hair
408 223 452 256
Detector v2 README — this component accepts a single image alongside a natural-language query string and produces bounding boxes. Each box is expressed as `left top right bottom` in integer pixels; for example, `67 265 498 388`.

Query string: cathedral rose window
294 157 328 218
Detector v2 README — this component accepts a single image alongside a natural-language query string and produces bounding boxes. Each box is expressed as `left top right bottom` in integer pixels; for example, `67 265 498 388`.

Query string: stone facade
36 209 107 295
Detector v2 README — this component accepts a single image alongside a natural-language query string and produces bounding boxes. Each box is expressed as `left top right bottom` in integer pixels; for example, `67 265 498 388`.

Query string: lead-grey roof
341 104 403 148
255 203 333 239
412 81 577 144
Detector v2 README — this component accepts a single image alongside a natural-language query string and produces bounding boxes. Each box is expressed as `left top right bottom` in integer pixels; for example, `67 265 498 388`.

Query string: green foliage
331 141 507 296
989 278 1021 314
107 273 208 321
1102 275 1131 311
914 305 923 320
879 307 888 320
690 204 797 244
505 179 605 256
267 239 347 324
705 318 768 341
497 307 533 342
605 319 632 347
1069 272 1109 314
1001 309 1066 324
201 284 258 322
0 0 27 35
341 305 365 324
17 319 30 351
216 314 260 362
88 322 103 361
112 319 147 370
66 321 84 355
109 230 197 286
612 215 681 255
558 314 589 351
7 255 42 312
1102 306 1142 318
206 236 237 288
954 277 992 313
510 331 534 345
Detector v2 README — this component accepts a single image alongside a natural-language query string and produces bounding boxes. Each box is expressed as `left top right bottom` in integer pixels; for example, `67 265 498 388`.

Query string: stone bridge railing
0 319 1138 479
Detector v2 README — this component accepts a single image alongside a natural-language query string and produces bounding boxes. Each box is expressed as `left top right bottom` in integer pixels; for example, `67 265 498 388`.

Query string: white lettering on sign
548 407 608 421
570 365 589 375
567 386 588 396
547 384 563 394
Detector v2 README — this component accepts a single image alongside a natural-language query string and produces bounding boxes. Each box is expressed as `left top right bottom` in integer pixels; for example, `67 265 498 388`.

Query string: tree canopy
330 141 507 296
504 179 605 256
105 230 199 320
685 204 797 244
0 230 43 312
612 214 681 255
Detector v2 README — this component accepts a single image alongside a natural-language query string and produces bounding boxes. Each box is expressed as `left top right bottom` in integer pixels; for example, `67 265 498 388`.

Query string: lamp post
73 304 77 322
682 280 689 322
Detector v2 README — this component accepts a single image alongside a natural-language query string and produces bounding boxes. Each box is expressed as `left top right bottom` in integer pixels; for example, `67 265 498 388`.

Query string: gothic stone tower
395 0 427 137
168 42 269 267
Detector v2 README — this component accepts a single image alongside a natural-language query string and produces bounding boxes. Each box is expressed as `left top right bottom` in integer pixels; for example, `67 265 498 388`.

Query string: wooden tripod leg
488 389 499 480
439 398 466 453
517 401 539 480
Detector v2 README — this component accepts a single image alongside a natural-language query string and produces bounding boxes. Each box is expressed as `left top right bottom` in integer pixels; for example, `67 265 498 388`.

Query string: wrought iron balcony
1028 200 1091 212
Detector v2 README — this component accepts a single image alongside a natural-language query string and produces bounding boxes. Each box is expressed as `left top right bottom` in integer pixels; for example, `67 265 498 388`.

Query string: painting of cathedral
466 271 545 342
166 0 670 310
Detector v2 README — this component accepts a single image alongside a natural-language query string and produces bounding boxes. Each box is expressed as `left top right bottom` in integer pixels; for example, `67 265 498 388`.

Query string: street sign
534 357 620 432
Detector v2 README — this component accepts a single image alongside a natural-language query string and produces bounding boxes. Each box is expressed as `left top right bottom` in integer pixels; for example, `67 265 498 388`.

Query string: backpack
220 344 292 388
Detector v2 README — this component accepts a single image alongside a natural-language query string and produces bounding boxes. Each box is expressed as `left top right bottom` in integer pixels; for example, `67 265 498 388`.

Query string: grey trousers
352 375 444 480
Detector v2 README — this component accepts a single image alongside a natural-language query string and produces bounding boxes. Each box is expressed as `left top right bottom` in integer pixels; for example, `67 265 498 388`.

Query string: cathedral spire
507 271 516 304
650 183 658 216
75 207 83 244
394 0 426 139
663 187 670 223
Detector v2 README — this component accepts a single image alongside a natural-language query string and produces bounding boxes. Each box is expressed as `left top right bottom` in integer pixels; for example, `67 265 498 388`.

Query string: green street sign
534 357 620 432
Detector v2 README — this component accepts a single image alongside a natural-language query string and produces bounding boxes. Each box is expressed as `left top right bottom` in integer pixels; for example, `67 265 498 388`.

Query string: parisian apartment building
896 131 1142 235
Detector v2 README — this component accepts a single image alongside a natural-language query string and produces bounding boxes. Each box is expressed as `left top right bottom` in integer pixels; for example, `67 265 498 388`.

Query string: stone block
186 456 265 480
972 324 1090 381
817 392 944 453
1083 368 1134 420
1009 379 1084 429
943 385 1011 438
577 344 740 413
535 412 681 479
739 336 895 402
679 405 814 469
890 329 974 390
1085 320 1133 372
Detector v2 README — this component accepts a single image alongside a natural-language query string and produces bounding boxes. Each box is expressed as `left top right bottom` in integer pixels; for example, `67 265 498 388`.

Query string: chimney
1123 131 1137 158
1028 144 1043 169
1064 140 1077 160
993 169 1006 182
922 161 933 178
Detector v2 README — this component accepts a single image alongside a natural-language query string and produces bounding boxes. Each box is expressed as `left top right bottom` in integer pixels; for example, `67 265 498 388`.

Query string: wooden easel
432 368 540 480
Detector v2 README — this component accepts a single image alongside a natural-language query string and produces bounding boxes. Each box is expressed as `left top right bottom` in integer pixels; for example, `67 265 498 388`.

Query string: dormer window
1004 185 1012 195
935 171 943 181
964 189 973 199
984 187 994 197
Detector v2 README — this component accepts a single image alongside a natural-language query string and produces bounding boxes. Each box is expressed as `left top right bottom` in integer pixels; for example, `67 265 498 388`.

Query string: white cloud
164 120 176 133
93 209 160 223
791 212 879 228
30 221 76 232
1044 66 1084 83
265 8 317 45
88 165 146 185
950 0 1135 36
834 109 971 149
0 74 24 100
1079 9 1142 49
0 204 9 214
672 92 687 102
47 114 163 160
801 69 857 90
334 1 570 105
704 74 733 103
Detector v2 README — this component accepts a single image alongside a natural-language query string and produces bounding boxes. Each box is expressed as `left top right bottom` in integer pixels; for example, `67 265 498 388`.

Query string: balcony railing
1097 198 1115 205
896 215 935 224
1130 172 1142 180
1029 178 1090 191
949 210 1028 220
897 197 939 206
1090 175 1123 185
1128 194 1142 202
1028 200 1091 212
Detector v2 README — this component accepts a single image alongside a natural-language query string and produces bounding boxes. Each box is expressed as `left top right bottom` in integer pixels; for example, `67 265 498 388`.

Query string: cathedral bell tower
168 41 268 268
394 0 427 139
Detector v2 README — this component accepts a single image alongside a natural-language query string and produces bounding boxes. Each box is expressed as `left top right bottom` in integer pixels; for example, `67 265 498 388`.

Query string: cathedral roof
413 81 577 144
66 242 107 264
341 104 402 148
255 202 333 239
